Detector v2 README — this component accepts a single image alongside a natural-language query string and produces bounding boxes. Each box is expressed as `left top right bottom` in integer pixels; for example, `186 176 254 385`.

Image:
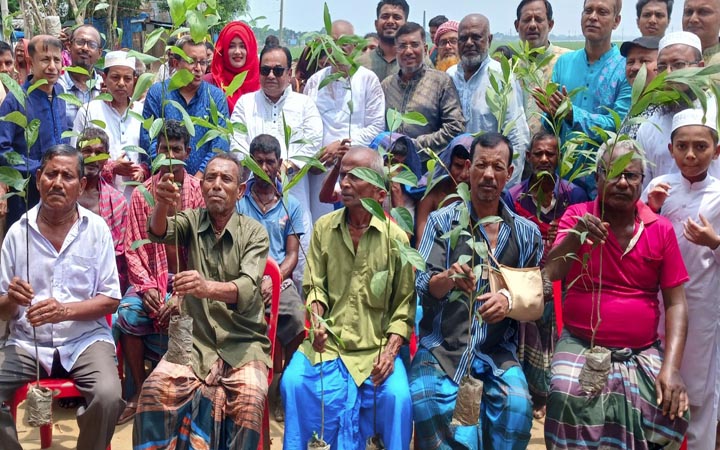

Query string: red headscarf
209 21 260 111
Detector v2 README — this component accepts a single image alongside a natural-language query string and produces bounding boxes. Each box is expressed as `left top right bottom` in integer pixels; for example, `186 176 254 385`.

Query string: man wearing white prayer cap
642 105 720 450
71 50 146 199
635 31 720 186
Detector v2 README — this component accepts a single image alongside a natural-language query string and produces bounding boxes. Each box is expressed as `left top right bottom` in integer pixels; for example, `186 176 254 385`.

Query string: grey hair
597 138 647 172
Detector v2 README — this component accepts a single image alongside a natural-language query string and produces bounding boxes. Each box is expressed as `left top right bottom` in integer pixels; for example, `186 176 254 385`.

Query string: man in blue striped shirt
411 132 543 450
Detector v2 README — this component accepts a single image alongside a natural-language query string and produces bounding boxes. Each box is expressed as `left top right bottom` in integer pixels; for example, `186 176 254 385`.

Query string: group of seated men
0 0 720 448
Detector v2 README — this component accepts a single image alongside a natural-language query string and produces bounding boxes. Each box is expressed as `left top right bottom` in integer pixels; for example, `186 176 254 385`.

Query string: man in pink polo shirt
543 139 690 450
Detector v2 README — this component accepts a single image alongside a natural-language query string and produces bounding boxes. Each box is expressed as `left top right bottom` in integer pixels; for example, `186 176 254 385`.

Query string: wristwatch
497 288 513 312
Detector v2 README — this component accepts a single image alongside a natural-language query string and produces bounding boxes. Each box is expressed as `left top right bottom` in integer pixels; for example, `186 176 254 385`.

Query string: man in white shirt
304 19 385 220
231 45 323 222
448 14 530 187
0 145 124 450
636 31 720 186
72 50 146 199
58 25 104 130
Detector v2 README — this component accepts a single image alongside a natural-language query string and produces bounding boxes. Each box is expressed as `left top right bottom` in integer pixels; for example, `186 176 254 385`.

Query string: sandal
117 401 138 425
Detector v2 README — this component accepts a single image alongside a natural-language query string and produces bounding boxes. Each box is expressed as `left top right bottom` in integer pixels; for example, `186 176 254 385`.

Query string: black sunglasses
260 66 287 77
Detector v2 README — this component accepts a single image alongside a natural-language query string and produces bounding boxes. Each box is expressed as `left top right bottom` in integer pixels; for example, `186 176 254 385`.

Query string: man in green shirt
281 147 416 449
133 154 271 450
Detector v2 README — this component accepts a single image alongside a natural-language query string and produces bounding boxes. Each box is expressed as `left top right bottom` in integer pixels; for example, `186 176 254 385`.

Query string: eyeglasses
73 39 100 50
396 42 423 51
260 66 287 77
183 58 209 67
598 167 644 183
656 60 700 72
438 38 458 47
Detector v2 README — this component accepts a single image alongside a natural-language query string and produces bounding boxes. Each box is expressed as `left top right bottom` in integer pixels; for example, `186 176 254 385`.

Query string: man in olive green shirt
133 154 271 450
281 147 416 450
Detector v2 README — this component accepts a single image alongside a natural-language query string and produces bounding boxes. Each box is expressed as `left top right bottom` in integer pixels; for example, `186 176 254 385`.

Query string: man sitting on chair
0 144 124 450
133 154 271 450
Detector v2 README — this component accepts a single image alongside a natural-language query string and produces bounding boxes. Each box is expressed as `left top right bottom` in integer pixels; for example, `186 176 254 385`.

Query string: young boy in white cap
636 31 720 186
71 50 147 199
643 107 720 450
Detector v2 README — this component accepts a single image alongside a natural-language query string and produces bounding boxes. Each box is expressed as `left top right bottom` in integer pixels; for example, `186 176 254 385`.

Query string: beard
461 52 487 72
435 55 460 72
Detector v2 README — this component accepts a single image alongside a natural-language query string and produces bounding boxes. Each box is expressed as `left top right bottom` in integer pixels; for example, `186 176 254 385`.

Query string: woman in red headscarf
204 21 260 112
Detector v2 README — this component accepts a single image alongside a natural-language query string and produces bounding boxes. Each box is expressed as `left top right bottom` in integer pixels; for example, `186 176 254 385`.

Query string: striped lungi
517 302 556 405
545 333 688 450
132 358 268 450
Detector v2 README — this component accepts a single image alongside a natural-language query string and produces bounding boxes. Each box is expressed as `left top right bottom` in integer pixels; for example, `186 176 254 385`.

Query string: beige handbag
487 251 544 322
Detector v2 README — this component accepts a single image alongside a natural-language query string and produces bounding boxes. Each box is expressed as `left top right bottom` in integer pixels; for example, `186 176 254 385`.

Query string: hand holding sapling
26 298 68 326
8 276 34 307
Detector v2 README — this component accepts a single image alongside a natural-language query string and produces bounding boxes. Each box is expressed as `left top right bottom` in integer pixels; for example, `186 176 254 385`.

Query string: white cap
659 31 702 54
103 51 136 72
672 108 718 133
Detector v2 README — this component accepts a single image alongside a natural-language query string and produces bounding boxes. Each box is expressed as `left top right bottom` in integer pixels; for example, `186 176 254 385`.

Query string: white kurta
642 173 720 449
304 66 386 221
637 100 720 188
71 100 144 200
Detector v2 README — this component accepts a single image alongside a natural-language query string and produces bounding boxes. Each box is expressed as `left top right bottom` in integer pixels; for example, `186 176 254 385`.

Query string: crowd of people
0 0 719 449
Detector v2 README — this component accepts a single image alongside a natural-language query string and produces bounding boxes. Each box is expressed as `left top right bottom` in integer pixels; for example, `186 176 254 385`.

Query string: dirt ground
14 399 547 449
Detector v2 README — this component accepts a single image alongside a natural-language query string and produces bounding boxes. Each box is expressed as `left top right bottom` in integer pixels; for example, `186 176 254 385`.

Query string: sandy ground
14 400 547 449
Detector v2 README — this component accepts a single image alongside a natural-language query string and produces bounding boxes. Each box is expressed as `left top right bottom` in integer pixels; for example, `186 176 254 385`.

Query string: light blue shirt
551 45 631 143
447 58 530 187
0 204 120 372
57 70 103 131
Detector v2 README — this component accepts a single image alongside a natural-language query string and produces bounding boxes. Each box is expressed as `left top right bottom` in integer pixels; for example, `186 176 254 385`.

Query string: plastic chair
258 257 281 450
9 315 116 450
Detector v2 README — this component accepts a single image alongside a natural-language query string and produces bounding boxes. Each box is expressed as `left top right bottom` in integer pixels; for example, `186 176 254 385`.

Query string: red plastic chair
9 315 116 450
258 257 281 450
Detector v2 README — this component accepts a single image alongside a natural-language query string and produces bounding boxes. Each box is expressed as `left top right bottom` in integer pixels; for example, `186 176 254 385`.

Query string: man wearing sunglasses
141 35 229 177
58 24 104 130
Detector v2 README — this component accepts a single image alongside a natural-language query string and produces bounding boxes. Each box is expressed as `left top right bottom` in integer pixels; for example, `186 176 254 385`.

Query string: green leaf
282 112 292 150
89 119 107 129
95 93 113 103
58 93 84 108
3 151 26 166
94 2 109 12
457 254 472 266
391 168 418 187
26 119 40 150
84 154 110 164
130 239 152 251
472 240 489 260
168 69 194 91
477 215 503 225
0 166 27 192
241 155 273 185
0 73 25 109
127 50 160 65
64 66 90 77
448 290 465 303
323 2 332 36
224 71 248 99
386 108 402 133
360 198 386 222
168 0 186 28
390 207 414 235
398 244 426 271
370 270 389 298
456 182 471 203
165 99 196 137
26 78 48 96
292 155 326 171
137 184 155 207
169 45 192 63
155 158 187 168
132 73 155 103
349 167 386 191
122 145 149 156
149 118 164 140
186 10 208 43
318 71 344 90
151 153 167 174
1 111 27 128
606 149 637 180
630 64 647 109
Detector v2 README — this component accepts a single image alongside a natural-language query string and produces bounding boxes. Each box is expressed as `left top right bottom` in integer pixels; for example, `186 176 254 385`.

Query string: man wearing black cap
621 36 660 88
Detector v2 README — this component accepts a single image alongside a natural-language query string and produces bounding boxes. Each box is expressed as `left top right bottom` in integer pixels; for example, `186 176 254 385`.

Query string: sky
246 0 687 40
